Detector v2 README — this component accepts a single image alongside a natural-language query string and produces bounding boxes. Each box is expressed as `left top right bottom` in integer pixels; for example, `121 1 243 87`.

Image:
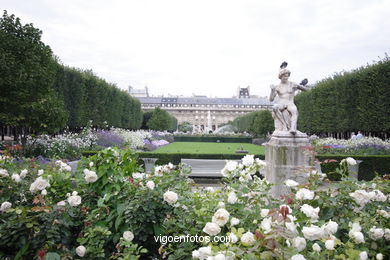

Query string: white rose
376 253 383 260
203 222 221 236
300 204 320 220
0 169 9 177
260 209 269 217
89 162 94 167
369 227 384 240
57 200 66 206
346 157 357 165
385 228 390 240
323 220 338 235
192 250 200 259
41 189 47 196
359 251 368 260
21 169 29 178
312 243 321 252
29 176 50 193
290 254 306 260
228 233 238 244
84 169 98 183
163 191 178 205
146 181 155 190
225 161 238 171
0 201 12 212
261 217 272 233
349 190 371 206
76 245 86 257
230 217 240 226
11 173 21 183
242 154 255 166
372 190 387 202
212 208 230 226
302 225 324 241
68 194 82 207
351 231 365 243
214 253 226 260
132 172 145 180
123 231 134 242
377 210 389 218
285 179 299 187
285 222 298 235
240 231 255 246
292 237 306 252
37 169 44 176
198 246 212 258
325 239 335 250
296 188 315 200
227 192 237 204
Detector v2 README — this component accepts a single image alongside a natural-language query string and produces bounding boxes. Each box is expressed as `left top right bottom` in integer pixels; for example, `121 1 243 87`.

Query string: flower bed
0 152 389 259
314 137 390 155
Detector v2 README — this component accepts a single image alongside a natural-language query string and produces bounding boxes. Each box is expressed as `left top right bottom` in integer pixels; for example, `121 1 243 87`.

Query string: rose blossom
376 253 383 260
295 188 315 200
322 220 338 235
163 191 178 205
11 173 21 183
240 231 255 246
291 254 306 260
84 169 98 183
228 233 238 243
300 204 320 220
68 191 82 207
302 225 324 241
227 192 237 204
0 201 12 212
346 157 357 165
0 169 9 177
29 176 50 193
76 245 86 257
212 208 230 226
203 222 221 236
312 243 321 252
230 217 240 226
359 251 368 260
368 227 384 240
123 231 134 242
325 239 335 250
198 246 212 259
146 181 155 190
292 237 306 252
242 154 255 166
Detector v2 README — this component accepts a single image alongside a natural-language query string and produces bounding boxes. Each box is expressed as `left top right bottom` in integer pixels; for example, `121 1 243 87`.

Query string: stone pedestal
265 131 314 198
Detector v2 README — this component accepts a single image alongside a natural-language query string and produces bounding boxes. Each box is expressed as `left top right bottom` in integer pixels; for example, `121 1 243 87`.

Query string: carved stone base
265 131 314 199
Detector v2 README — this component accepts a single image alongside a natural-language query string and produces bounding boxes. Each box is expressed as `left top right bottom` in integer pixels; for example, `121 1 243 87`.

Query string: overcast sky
2 0 390 98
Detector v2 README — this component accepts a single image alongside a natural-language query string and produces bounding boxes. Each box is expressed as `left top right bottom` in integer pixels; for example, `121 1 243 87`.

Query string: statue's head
278 69 291 79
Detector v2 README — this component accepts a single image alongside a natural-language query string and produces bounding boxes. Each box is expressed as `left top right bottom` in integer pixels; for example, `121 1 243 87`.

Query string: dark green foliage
317 155 390 181
231 110 274 137
173 136 252 143
178 121 193 133
296 56 390 134
53 66 143 129
0 11 67 134
146 107 176 131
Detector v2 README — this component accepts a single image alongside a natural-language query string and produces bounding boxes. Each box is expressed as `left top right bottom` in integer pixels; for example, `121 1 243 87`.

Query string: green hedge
138 152 264 165
317 155 390 181
173 136 252 143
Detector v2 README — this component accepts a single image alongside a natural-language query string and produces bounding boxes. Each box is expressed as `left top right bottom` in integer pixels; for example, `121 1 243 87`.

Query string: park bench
181 158 240 178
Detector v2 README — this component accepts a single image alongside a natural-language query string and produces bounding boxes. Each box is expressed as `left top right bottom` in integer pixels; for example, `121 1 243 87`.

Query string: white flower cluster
349 189 387 207
0 201 12 212
112 128 150 150
154 163 174 176
29 176 50 193
163 190 178 205
221 155 266 180
56 160 72 172
315 137 390 152
83 169 98 183
67 191 82 207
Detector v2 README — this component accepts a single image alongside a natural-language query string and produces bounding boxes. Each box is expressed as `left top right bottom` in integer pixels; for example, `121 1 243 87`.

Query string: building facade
134 87 273 131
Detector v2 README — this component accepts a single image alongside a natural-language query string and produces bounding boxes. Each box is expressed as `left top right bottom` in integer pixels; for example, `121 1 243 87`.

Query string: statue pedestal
265 131 314 199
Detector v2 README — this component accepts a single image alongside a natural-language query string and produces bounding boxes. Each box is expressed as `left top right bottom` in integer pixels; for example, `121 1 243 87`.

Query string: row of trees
295 56 390 138
54 66 142 130
2 11 178 141
231 110 274 137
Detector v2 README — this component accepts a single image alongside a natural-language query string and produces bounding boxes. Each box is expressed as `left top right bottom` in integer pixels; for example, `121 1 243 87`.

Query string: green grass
153 142 265 155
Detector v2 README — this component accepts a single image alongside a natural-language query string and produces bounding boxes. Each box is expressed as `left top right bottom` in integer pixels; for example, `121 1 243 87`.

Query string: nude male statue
269 62 308 134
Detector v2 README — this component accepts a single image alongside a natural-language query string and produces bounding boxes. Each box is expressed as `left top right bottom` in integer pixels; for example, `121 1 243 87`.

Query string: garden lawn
152 142 265 155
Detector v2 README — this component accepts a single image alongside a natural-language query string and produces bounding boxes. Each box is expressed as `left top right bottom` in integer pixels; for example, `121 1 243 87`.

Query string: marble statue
269 62 308 135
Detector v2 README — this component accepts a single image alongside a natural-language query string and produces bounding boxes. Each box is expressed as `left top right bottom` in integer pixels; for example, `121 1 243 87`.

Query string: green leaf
44 252 61 260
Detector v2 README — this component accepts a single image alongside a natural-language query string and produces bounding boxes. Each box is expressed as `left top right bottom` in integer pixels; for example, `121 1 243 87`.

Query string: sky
2 0 390 98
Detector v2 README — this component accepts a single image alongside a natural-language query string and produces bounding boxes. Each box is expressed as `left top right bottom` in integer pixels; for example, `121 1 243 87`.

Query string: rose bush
1 151 389 259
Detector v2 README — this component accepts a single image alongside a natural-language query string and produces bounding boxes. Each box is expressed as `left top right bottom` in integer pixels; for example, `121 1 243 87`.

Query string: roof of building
137 96 272 105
